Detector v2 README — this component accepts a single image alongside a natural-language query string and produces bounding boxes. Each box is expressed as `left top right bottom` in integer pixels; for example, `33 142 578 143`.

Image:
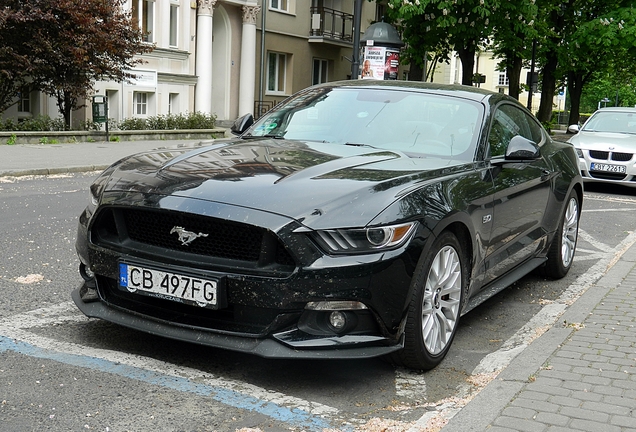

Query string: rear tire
392 231 466 370
543 190 580 279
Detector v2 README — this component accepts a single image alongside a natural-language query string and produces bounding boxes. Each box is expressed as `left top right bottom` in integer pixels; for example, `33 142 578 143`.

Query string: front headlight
312 222 416 254
575 148 584 158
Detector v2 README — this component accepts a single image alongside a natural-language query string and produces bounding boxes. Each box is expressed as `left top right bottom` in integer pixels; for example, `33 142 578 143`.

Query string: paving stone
493 416 547 432
514 391 552 402
580 400 631 416
569 418 621 432
589 362 619 371
603 395 636 409
569 390 602 402
501 406 537 420
581 375 613 386
571 366 601 376
533 412 570 427
610 415 636 428
600 369 631 380
560 381 590 392
539 369 582 382
544 426 573 432
559 406 609 423
547 395 581 408
510 398 559 413
613 379 636 390
594 385 625 397
524 383 570 397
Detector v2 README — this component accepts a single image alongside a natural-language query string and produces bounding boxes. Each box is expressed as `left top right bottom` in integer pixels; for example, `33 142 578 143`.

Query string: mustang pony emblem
170 226 209 246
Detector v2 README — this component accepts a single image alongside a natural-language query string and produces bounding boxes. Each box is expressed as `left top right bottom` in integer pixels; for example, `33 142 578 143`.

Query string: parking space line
0 304 345 432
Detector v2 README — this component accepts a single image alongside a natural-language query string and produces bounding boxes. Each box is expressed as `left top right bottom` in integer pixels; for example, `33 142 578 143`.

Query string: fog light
79 263 95 281
328 311 347 331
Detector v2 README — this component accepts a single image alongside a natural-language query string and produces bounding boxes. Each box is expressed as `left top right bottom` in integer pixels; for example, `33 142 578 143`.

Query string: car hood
568 131 636 152
101 139 466 229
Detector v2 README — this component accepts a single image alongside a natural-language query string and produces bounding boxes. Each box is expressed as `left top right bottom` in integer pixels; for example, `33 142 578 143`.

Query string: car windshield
582 111 636 134
247 87 482 162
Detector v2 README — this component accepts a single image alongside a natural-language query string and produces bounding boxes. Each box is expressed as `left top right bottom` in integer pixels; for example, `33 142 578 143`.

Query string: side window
488 104 543 158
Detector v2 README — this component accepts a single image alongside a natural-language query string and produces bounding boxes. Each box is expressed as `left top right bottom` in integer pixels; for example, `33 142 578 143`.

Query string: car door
481 103 553 285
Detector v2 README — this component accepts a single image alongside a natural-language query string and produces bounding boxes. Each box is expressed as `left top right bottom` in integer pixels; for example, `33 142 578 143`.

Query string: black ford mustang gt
73 80 583 370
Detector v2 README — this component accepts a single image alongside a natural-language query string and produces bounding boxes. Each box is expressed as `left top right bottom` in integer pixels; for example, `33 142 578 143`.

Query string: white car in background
568 107 636 187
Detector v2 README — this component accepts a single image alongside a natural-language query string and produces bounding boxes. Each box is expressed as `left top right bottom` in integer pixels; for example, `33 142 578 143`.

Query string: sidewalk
443 245 636 431
0 139 202 177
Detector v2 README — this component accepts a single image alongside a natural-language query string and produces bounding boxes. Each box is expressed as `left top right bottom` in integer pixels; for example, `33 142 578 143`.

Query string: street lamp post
351 0 363 79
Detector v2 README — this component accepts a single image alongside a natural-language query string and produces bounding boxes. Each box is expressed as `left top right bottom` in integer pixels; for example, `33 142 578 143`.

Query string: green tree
579 74 636 114
562 3 636 125
385 0 498 86
490 0 538 100
0 3 56 112
0 0 152 129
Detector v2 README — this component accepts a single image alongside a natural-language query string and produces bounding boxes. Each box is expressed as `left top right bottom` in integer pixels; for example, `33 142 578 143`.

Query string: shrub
116 111 216 130
0 112 217 132
0 115 66 131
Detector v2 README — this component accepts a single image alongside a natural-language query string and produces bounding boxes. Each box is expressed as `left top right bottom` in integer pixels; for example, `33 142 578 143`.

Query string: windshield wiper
242 134 285 139
345 142 380 149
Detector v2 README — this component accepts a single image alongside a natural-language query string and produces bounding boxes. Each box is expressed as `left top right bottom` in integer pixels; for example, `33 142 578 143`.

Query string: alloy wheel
421 245 462 355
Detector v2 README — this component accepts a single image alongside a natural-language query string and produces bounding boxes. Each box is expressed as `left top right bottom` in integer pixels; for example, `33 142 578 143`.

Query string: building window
376 3 386 22
169 3 179 47
17 90 30 113
498 72 509 87
312 59 328 85
270 0 289 12
168 93 179 114
267 52 287 93
132 0 155 43
134 92 148 115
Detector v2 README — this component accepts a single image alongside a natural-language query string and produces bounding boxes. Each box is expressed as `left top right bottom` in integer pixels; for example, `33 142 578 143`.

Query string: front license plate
590 162 626 173
119 263 221 308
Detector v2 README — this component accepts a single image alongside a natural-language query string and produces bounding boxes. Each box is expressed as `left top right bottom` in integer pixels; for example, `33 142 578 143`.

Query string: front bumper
72 282 404 359
579 157 636 186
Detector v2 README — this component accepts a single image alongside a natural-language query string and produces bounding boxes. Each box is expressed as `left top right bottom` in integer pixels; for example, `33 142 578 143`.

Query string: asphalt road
1 173 636 431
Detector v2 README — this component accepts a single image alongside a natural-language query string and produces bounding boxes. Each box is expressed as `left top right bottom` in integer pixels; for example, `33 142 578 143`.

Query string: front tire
543 190 580 279
392 231 466 370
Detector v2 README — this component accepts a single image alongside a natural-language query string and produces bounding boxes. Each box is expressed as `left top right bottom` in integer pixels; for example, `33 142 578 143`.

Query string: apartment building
2 0 382 127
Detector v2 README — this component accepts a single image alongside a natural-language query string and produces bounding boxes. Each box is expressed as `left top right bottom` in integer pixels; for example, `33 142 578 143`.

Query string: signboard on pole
362 46 400 80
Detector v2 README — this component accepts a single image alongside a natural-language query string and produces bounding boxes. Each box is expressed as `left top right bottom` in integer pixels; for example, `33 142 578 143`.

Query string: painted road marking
0 304 346 432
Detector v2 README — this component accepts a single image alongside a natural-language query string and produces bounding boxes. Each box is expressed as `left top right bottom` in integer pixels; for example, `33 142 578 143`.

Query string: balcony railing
309 7 353 43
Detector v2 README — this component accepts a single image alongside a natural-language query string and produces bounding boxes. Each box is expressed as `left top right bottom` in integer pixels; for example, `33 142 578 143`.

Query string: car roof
315 79 514 107
594 107 636 113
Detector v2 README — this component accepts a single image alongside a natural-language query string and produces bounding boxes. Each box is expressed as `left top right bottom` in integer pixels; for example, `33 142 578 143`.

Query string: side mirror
231 113 254 135
505 135 540 160
567 124 580 134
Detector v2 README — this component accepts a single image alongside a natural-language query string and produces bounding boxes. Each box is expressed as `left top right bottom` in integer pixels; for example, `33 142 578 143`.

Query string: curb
0 166 109 178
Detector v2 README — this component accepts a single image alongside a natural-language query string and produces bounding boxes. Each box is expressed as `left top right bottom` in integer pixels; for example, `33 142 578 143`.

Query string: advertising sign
362 46 400 80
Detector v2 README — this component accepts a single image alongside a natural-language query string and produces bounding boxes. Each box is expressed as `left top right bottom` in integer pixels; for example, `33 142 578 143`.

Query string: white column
238 5 260 117
195 0 216 114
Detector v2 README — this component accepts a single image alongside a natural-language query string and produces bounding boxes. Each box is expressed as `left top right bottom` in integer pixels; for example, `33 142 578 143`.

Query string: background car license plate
119 263 218 307
590 162 626 173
